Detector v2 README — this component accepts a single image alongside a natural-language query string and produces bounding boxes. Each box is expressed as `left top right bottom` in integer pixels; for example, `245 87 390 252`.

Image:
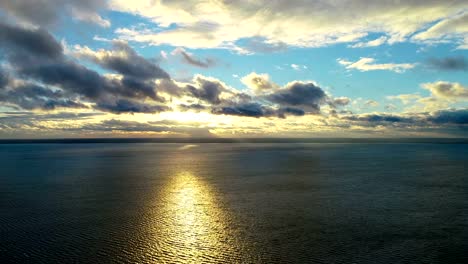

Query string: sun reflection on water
148 171 243 263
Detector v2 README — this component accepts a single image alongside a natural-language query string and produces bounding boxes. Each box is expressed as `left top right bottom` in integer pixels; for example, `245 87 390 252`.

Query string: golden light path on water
139 151 253 263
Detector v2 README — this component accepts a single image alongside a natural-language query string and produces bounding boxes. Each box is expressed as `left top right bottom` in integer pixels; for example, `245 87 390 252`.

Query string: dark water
0 143 467 263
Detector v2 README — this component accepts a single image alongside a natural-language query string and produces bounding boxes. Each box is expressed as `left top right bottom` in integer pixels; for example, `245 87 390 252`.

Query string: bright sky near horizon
0 0 467 138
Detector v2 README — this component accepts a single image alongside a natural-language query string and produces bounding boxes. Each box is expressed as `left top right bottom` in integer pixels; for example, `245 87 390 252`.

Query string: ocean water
0 143 467 263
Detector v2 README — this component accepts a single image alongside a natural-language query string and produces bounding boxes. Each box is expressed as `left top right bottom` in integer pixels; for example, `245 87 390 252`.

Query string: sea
0 141 467 263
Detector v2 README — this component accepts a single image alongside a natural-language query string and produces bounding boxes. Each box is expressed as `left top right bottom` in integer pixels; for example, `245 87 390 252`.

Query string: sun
159 111 230 124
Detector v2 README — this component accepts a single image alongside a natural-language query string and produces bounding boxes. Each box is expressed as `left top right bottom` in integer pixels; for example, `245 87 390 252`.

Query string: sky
0 0 467 138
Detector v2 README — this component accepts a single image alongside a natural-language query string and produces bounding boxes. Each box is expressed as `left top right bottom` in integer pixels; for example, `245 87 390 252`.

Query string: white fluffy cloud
413 12 468 48
241 72 278 94
70 7 111 28
109 0 468 50
422 81 468 100
350 36 388 48
338 58 416 73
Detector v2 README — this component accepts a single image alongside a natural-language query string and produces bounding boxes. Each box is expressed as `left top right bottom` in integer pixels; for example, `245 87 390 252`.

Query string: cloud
267 81 327 113
181 75 331 118
2 16 467 139
422 81 468 100
240 37 287 53
70 7 111 28
276 107 306 118
206 77 337 118
0 0 109 27
427 56 467 71
0 112 103 130
0 23 99 98
338 57 416 73
413 12 468 47
187 75 232 105
387 94 422 104
156 79 186 97
386 88 465 112
364 100 379 107
212 102 277 118
291 64 307 71
0 83 87 110
95 99 169 114
0 22 63 59
110 0 467 50
331 97 351 107
72 41 170 80
428 109 468 124
0 22 168 113
174 75 335 118
211 103 305 118
342 109 468 126
0 68 9 89
385 104 397 111
350 36 388 48
80 119 213 137
241 72 278 94
458 37 468 50
172 48 216 68
0 113 213 138
343 113 416 124
178 103 207 111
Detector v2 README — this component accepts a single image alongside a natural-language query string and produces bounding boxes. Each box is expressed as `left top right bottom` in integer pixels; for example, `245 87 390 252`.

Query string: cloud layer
0 21 346 119
0 2 467 138
110 0 468 50
0 0 109 27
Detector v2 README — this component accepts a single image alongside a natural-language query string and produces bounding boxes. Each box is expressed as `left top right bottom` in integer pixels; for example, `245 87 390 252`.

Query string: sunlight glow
143 170 245 262
159 111 230 124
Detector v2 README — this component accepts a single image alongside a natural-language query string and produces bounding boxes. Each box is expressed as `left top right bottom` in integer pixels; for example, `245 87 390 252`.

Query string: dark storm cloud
212 103 275 117
427 56 468 71
119 77 165 102
178 103 207 111
19 60 166 103
0 23 163 106
156 79 186 97
0 83 87 110
0 22 63 59
277 107 306 118
78 41 170 79
41 100 88 110
187 77 228 104
211 103 305 118
0 0 106 27
0 22 330 118
0 68 9 89
206 81 328 118
428 109 468 124
267 82 327 113
0 22 103 99
18 60 106 99
96 99 169 114
343 113 416 123
0 22 169 113
179 50 216 68
341 109 468 127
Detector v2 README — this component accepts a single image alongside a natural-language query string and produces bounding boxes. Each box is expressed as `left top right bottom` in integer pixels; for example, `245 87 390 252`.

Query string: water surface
0 143 467 263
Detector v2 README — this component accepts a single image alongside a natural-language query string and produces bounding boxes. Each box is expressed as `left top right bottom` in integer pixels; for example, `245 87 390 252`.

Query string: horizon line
1 137 468 144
